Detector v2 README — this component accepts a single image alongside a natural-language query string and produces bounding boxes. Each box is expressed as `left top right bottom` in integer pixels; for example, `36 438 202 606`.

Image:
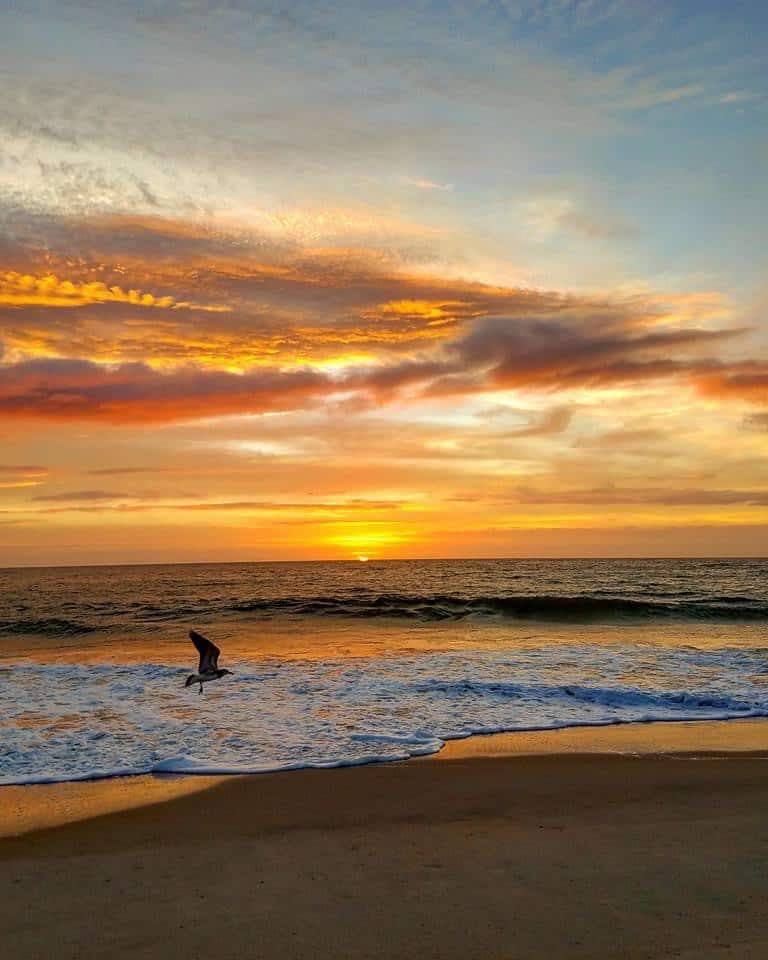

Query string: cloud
0 208 743 378
0 464 47 476
31 489 134 502
0 463 49 489
0 301 753 423
463 320 736 392
500 406 573 438
22 496 409 515
513 486 768 506
718 91 761 105
0 211 499 365
359 314 739 401
0 271 230 313
87 467 174 475
745 412 768 430
0 209 759 425
693 363 768 406
0 356 334 423
573 428 666 450
523 192 626 241
623 83 705 110
399 176 454 192
178 499 405 512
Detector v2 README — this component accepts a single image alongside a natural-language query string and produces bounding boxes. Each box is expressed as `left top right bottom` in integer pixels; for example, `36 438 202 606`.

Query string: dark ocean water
2 557 767 638
2 558 767 785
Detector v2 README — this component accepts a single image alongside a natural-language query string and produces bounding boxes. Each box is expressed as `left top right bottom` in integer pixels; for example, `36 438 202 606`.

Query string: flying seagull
184 629 233 695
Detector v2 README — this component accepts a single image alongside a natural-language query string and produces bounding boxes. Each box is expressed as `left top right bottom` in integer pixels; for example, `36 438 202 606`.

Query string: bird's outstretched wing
189 629 220 673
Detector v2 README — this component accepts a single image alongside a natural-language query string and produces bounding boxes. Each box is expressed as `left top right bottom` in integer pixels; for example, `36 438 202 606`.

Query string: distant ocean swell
0 618 99 636
3 593 768 636
2 645 767 785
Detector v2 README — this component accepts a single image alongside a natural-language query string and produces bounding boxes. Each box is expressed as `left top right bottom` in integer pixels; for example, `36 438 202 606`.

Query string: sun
325 522 408 560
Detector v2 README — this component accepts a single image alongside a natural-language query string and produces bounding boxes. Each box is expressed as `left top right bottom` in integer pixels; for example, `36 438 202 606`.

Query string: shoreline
3 723 768 959
3 716 767 839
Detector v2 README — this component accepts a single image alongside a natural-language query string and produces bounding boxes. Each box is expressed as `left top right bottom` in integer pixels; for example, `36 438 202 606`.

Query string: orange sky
1 2 766 564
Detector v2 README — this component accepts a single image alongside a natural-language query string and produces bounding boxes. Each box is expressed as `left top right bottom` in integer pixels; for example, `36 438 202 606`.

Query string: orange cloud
513 486 768 506
0 271 230 313
0 317 748 425
377 299 478 322
0 464 49 489
27 497 408 515
0 210 763 428
693 363 768 405
0 357 334 423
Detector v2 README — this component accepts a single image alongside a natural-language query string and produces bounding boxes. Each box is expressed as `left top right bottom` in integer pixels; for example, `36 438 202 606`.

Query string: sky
0 0 767 565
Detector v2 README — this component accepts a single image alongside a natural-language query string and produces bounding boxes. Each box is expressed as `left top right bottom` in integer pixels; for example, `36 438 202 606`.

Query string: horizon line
2 555 766 572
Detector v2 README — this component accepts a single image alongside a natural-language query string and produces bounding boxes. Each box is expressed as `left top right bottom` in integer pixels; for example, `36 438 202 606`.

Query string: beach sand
3 720 768 959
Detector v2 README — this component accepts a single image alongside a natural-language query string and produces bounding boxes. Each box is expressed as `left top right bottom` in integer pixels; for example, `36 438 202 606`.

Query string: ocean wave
1 592 766 640
230 592 768 622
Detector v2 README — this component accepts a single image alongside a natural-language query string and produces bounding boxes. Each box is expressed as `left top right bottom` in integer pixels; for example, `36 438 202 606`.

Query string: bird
184 629 233 695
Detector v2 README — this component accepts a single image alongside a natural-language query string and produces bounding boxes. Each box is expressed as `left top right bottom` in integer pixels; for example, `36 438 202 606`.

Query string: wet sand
3 721 768 959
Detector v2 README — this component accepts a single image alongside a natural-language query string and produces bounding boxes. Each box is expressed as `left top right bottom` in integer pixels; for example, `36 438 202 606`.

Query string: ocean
1 557 767 785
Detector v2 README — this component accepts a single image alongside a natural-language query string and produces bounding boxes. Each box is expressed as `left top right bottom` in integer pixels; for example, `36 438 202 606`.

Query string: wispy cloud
31 489 134 502
623 83 705 111
523 192 627 241
0 464 49 489
718 91 761 105
399 176 454 192
513 485 768 506
0 465 47 476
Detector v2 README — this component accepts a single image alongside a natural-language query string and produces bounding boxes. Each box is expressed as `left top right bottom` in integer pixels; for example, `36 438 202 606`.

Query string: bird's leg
199 683 203 695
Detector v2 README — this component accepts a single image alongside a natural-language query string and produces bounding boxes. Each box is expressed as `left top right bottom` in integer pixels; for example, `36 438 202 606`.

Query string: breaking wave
228 593 768 622
3 644 767 785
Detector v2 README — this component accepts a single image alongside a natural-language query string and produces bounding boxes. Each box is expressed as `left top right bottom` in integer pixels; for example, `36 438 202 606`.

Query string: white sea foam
2 644 767 785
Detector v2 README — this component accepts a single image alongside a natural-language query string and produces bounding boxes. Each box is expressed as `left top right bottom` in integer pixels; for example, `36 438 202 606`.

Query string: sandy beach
3 720 768 960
